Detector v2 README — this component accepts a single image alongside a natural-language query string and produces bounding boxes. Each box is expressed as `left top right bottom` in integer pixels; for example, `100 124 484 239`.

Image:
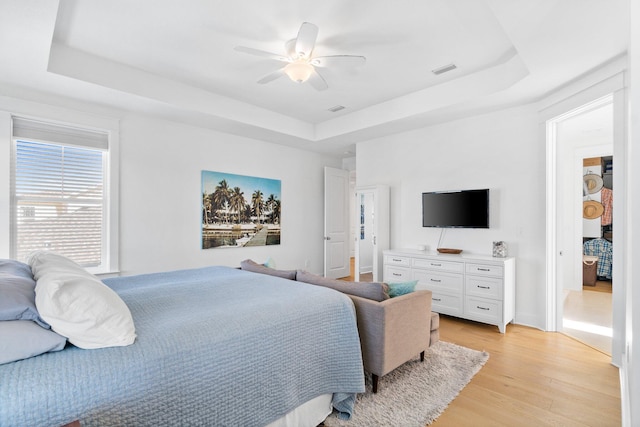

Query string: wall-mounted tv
422 189 489 228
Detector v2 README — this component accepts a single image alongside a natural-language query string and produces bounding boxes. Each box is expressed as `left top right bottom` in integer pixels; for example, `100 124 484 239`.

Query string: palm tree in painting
271 199 281 224
202 192 212 225
243 204 253 223
212 179 231 223
251 190 264 224
265 194 277 224
229 186 246 224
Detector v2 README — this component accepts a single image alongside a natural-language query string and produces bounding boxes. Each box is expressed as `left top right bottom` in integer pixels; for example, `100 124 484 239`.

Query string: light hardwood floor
343 258 620 426
563 281 613 355
430 316 621 427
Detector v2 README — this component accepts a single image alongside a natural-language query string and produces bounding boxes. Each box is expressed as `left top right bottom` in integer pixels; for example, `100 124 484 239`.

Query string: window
11 117 111 271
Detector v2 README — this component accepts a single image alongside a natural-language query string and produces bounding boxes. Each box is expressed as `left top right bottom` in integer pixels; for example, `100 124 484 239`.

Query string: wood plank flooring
341 257 620 426
585 279 613 293
563 286 612 355
430 316 621 427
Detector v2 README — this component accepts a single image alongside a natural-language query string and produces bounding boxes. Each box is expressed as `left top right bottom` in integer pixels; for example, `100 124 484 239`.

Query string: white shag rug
324 341 489 427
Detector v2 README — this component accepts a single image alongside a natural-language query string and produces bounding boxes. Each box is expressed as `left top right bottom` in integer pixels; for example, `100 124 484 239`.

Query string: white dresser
383 249 515 333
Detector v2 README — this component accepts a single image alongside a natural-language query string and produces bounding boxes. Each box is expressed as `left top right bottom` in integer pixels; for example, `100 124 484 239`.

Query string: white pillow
29 251 136 349
28 250 95 281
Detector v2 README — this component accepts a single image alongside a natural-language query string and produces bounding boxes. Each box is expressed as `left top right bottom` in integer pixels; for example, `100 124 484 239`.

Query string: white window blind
11 117 109 269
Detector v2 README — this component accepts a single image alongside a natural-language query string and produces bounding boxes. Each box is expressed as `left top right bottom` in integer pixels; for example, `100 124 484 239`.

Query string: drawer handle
392 258 402 262
477 268 491 272
477 305 490 311
430 279 442 283
392 273 402 276
477 285 490 289
430 263 442 267
433 298 442 302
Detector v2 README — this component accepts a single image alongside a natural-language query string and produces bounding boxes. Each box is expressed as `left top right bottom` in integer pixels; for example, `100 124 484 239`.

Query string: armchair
348 291 436 393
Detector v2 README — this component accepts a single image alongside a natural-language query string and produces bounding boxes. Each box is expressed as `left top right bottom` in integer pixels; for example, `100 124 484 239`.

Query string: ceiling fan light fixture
284 60 314 83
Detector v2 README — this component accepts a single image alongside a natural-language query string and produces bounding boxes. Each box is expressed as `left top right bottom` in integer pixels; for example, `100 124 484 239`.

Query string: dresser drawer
466 263 503 277
384 255 411 267
465 296 502 323
465 275 502 299
426 291 463 317
413 270 463 293
384 265 411 282
413 258 464 273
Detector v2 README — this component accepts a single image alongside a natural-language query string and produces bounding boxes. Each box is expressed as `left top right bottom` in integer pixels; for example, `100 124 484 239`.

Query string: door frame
544 85 626 368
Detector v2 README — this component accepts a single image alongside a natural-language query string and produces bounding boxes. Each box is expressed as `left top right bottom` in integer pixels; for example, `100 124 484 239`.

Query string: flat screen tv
422 189 489 228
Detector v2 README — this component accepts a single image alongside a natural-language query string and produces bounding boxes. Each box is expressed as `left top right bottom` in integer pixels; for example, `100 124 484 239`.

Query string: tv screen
422 189 489 228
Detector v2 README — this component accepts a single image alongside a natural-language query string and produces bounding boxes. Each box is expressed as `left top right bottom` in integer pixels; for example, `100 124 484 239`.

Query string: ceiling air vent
328 105 346 113
432 63 457 75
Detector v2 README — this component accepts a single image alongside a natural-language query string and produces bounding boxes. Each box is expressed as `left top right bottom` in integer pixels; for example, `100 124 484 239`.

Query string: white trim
0 112 12 257
611 88 627 370
544 94 615 332
544 118 557 331
544 86 626 367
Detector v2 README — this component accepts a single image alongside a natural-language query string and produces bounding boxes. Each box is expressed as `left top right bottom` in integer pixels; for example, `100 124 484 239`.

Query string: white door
354 185 390 282
324 166 350 279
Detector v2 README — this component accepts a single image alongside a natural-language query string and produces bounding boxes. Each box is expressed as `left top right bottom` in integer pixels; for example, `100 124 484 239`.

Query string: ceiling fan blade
234 46 289 62
311 55 366 68
294 22 319 59
257 68 286 84
308 69 328 91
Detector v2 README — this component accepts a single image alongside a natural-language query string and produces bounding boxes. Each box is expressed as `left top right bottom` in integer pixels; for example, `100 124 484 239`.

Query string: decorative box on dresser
383 249 515 333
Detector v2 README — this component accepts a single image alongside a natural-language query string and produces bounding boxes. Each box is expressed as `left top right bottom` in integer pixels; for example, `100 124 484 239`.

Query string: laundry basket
583 255 598 286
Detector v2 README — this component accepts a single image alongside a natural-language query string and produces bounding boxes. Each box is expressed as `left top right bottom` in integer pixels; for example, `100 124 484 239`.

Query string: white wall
0 95 341 276
356 105 545 328
119 115 340 275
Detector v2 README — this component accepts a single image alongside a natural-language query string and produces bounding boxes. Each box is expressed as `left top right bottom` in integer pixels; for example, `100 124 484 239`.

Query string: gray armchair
348 291 437 393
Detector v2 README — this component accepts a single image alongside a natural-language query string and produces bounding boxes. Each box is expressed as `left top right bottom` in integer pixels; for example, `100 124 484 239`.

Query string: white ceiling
0 0 629 156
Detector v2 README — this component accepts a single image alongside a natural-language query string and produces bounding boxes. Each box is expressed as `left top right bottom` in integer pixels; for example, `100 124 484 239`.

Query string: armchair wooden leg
372 374 379 394
420 350 425 362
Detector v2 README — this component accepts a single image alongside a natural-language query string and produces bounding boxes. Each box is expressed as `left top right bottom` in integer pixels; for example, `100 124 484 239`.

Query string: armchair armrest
348 290 432 377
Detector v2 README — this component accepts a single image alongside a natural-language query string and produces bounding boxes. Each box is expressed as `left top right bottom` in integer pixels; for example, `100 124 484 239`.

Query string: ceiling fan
234 22 366 91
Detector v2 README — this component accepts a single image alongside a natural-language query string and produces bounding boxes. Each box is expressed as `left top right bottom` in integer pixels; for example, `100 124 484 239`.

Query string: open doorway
564 153 613 355
552 97 614 355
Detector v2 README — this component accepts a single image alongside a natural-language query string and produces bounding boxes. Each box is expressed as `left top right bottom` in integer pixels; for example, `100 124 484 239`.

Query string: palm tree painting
201 170 281 249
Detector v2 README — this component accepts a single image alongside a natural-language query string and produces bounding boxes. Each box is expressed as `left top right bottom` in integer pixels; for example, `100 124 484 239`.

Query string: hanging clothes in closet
601 187 613 226
583 238 612 280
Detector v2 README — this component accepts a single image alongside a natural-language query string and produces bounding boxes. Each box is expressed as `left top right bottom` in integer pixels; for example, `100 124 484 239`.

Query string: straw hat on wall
583 200 604 219
583 173 603 194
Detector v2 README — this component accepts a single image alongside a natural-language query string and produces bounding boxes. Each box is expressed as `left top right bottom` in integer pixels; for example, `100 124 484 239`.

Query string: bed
0 265 365 426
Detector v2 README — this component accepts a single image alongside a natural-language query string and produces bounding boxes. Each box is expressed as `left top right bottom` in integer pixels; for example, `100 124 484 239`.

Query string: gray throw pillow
295 270 390 302
240 259 297 280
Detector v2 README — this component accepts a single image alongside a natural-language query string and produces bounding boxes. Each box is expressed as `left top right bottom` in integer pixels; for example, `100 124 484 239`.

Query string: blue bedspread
0 266 365 426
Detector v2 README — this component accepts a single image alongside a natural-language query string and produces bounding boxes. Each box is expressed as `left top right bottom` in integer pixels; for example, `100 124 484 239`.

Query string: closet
582 156 612 283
